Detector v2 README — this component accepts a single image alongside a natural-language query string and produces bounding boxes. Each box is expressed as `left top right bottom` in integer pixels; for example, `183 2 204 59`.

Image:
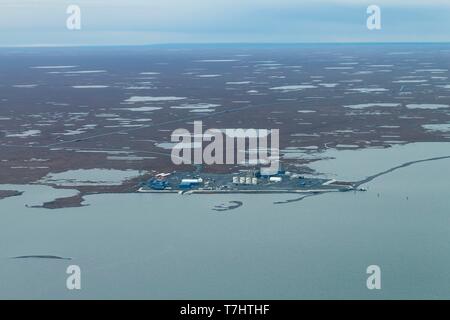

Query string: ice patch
270 85 317 92
406 104 450 110
6 130 41 138
343 103 400 109
171 103 220 110
171 103 219 112
107 156 155 161
393 80 428 83
368 65 394 68
349 88 388 93
63 70 107 74
156 142 202 150
125 86 153 90
197 74 222 78
72 85 109 89
53 129 86 136
318 83 339 88
297 110 316 113
226 81 252 85
122 106 162 112
124 96 186 103
416 69 448 73
95 113 119 118
12 84 38 88
39 169 143 186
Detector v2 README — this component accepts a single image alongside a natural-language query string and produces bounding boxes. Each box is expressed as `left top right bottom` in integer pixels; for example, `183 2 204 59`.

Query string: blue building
148 179 169 190
178 181 194 189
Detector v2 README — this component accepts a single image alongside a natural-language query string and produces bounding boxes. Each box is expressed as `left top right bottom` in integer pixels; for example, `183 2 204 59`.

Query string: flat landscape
1 44 450 201
3 0 450 302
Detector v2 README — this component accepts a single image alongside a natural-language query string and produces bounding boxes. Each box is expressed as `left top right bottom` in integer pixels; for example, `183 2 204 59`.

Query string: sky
0 0 450 46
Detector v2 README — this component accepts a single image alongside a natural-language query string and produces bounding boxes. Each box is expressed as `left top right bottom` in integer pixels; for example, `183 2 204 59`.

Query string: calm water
1 143 450 299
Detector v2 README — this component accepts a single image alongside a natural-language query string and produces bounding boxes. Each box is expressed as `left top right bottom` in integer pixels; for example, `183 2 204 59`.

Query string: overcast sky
1 0 449 46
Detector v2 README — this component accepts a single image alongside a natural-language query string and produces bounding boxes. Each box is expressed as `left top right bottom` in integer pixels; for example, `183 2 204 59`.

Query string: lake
1 142 450 299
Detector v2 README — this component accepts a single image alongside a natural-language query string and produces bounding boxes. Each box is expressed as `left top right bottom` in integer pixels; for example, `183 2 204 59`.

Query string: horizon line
1 41 450 49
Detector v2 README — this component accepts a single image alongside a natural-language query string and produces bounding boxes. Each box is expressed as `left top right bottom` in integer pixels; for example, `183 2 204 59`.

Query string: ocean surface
1 142 450 299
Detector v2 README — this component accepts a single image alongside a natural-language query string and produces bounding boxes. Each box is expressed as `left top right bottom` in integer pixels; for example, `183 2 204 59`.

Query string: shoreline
2 153 450 209
137 187 345 194
0 190 24 200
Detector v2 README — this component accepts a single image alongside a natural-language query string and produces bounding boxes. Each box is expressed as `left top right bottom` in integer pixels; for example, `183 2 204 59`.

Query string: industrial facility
138 165 359 194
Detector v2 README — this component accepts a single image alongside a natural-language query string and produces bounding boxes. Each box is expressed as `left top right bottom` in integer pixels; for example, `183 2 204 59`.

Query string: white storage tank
239 177 246 184
232 176 239 184
181 178 203 184
252 177 258 185
269 176 282 183
245 177 252 185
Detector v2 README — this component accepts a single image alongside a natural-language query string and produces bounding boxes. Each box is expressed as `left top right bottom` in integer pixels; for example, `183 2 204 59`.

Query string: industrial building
147 179 169 190
179 178 203 189
138 164 356 194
